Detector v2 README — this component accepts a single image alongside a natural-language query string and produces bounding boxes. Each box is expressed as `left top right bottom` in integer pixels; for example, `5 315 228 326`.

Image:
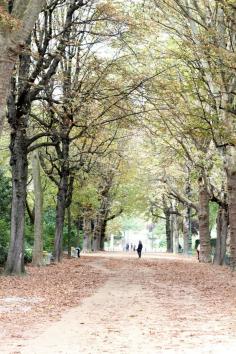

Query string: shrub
24 247 33 264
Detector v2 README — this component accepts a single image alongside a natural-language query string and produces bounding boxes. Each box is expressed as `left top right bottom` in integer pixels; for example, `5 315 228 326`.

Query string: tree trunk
53 171 68 262
32 150 44 266
183 207 192 255
93 215 101 252
198 176 211 263
5 117 28 274
0 0 46 135
0 53 15 134
100 218 107 250
76 216 83 246
53 132 71 262
83 211 92 252
172 212 179 254
67 206 72 258
163 196 173 252
214 206 228 265
227 169 236 269
4 36 31 274
183 212 188 254
165 207 173 252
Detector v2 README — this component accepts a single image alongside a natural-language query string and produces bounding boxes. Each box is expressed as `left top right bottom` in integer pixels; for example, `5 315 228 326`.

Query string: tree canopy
1 0 236 273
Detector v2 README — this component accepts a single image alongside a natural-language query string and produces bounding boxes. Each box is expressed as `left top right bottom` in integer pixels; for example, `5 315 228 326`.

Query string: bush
43 208 56 252
0 244 8 266
24 248 33 264
0 219 10 266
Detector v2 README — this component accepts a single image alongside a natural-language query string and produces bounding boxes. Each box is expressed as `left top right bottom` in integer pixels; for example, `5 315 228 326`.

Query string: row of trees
0 0 148 274
133 0 236 266
2 1 236 274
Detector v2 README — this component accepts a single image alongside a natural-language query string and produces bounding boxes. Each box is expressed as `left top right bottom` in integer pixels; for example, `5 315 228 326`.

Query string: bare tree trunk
32 150 43 266
166 209 173 252
163 196 173 252
4 32 33 274
0 0 46 135
214 206 228 265
54 171 68 262
183 216 189 254
172 208 179 254
93 215 101 252
183 211 188 254
76 216 83 248
100 218 107 250
83 211 92 252
198 176 211 263
67 206 72 258
227 169 236 269
0 54 15 134
5 117 28 274
53 133 71 262
183 207 192 254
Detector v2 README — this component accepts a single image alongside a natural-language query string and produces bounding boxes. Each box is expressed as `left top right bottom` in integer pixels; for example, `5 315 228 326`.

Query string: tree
31 150 43 266
149 1 236 268
5 0 93 273
0 0 45 135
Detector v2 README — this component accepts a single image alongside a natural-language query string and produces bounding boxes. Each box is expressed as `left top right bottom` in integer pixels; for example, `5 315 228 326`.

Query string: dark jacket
137 242 143 252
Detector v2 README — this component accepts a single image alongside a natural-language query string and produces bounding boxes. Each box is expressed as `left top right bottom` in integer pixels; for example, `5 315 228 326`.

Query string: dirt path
3 253 236 353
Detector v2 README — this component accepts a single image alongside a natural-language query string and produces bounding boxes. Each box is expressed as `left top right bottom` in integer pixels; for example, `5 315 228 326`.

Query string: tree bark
53 169 68 262
183 212 188 254
198 176 211 263
5 114 28 274
172 213 179 254
214 206 228 265
53 127 72 262
32 150 44 266
76 216 83 248
183 207 192 254
166 207 173 252
163 196 173 252
100 218 107 250
67 206 72 258
93 215 102 252
0 53 15 134
4 35 32 274
0 0 46 135
227 169 236 269
83 211 92 252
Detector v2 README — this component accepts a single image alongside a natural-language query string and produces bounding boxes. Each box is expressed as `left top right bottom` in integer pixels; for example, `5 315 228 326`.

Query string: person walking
76 246 81 258
137 241 143 258
197 243 200 261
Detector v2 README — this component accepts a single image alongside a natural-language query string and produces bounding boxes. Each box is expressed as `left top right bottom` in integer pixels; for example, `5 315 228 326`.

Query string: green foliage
24 246 33 264
0 169 11 265
121 216 146 232
195 238 216 250
209 202 218 232
24 216 34 246
0 219 9 265
154 220 167 249
77 231 84 250
63 226 81 250
43 208 56 252
0 168 11 220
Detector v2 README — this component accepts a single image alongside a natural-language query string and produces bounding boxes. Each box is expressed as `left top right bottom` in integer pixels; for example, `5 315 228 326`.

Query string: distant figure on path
126 243 129 252
137 241 143 258
76 246 81 258
197 243 200 261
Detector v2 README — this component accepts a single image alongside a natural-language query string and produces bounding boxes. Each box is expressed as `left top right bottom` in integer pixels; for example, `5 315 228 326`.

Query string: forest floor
1 252 236 353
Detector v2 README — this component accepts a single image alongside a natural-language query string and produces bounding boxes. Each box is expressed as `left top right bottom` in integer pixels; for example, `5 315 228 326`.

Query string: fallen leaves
0 256 107 344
